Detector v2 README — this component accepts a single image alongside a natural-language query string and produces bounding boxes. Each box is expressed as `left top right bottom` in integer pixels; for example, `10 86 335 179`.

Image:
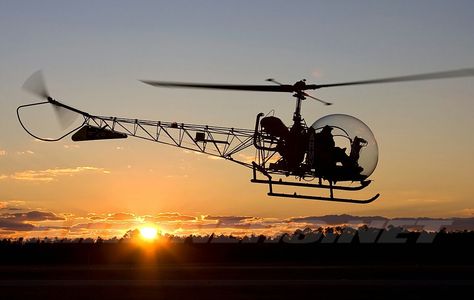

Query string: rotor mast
292 80 307 124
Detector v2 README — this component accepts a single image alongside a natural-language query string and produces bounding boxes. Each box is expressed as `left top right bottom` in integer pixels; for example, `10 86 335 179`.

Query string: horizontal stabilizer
72 125 127 142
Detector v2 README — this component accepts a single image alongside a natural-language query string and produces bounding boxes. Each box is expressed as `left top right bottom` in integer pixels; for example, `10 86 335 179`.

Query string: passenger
350 136 367 164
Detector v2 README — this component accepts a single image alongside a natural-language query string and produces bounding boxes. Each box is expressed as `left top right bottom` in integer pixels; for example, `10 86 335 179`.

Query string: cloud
11 167 110 182
288 214 388 226
236 153 255 164
203 215 255 224
3 211 474 239
447 217 474 231
16 150 35 155
169 215 272 232
0 220 36 231
3 211 65 222
0 200 27 211
107 212 136 221
12 171 53 182
459 208 474 216
143 213 197 222
0 230 16 235
87 213 107 220
70 222 130 231
0 149 6 156
0 210 64 232
0 175 7 180
207 156 223 160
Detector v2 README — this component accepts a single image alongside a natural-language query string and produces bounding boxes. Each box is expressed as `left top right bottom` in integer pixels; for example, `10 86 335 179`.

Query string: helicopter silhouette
18 68 474 204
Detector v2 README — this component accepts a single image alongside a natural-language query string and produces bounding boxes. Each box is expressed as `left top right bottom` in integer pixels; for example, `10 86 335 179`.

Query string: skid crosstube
250 178 371 191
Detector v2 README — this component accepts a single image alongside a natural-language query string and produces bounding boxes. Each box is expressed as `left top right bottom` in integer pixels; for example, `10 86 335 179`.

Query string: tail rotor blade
53 105 79 130
23 70 78 129
22 70 50 99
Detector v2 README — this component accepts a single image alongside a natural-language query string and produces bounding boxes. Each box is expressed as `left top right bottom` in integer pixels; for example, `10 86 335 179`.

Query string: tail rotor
22 70 79 129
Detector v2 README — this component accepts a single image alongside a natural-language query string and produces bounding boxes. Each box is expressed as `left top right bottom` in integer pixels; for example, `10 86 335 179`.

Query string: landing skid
251 163 379 204
267 191 379 204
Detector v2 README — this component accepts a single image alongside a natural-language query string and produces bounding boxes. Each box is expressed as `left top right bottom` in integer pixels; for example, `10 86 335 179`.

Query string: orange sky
1 1 474 238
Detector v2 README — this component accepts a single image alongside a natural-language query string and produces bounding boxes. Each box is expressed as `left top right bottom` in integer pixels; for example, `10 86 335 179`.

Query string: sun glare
140 226 158 240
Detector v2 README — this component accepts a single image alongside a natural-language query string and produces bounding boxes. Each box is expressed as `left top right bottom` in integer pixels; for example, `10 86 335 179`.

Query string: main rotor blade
140 80 298 92
22 70 50 99
315 68 474 89
302 92 332 105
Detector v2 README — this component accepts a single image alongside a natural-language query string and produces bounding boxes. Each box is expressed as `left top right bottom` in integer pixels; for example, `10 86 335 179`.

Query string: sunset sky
1 1 474 238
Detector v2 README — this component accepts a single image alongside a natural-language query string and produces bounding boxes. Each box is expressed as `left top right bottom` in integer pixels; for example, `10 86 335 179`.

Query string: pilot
314 125 354 176
314 125 367 178
314 125 336 173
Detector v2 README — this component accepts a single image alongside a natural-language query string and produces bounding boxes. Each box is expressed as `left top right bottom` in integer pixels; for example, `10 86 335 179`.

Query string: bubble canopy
311 114 378 177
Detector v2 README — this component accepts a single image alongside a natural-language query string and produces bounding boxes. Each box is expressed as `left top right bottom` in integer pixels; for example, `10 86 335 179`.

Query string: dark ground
1 233 473 299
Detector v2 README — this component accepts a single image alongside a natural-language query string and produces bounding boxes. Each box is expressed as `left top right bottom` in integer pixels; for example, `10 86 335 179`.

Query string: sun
139 226 158 240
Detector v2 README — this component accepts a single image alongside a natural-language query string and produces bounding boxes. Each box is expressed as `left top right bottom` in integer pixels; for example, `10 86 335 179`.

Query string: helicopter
17 68 474 204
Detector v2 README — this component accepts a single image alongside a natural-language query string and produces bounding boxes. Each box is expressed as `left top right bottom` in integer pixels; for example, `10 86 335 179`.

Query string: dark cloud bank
1 210 474 237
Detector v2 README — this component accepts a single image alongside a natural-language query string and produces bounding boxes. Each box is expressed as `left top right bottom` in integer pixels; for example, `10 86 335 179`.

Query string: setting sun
139 227 158 240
